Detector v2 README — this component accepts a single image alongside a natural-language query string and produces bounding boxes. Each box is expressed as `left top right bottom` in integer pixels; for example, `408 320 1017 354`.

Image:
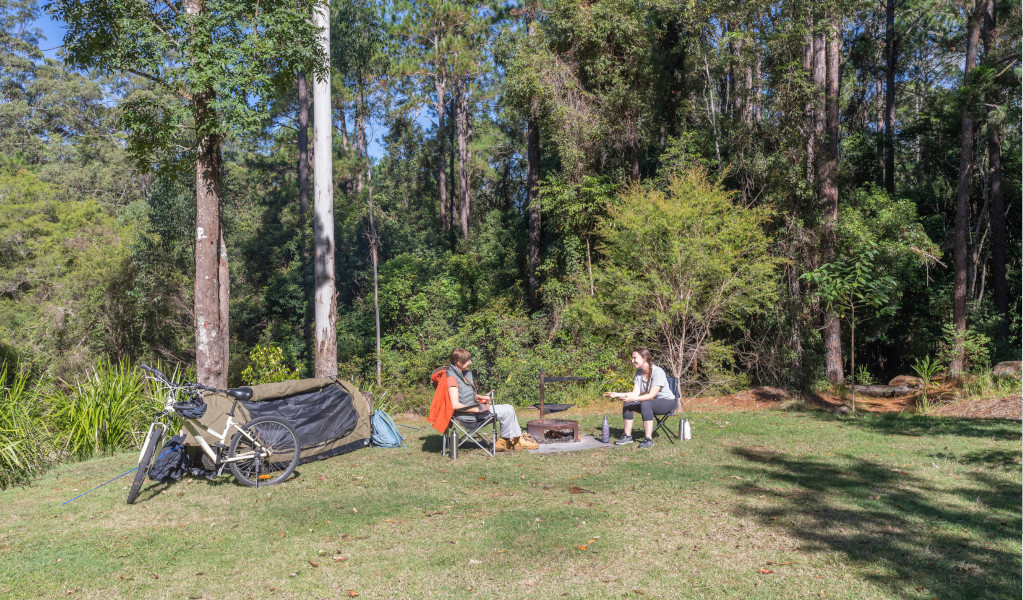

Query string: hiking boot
614 435 634 445
495 437 512 452
637 437 654 449
517 433 540 450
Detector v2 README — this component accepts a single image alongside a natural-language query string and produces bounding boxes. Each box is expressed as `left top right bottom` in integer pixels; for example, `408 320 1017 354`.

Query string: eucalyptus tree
53 0 325 387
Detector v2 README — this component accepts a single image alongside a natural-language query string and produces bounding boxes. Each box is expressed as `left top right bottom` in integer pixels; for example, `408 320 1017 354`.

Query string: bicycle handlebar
138 364 224 395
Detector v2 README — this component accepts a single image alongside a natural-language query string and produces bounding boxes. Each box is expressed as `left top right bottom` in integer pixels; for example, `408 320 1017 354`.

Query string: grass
1 406 1019 600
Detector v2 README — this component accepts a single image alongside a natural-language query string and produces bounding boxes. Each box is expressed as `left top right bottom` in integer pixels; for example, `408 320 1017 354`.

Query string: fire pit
525 369 584 444
527 418 580 444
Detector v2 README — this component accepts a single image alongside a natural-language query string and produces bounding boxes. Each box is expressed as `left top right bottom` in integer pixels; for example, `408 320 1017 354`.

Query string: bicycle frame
145 374 268 476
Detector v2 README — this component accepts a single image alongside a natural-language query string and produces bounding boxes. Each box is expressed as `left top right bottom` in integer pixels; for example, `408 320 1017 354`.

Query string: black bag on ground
149 433 190 482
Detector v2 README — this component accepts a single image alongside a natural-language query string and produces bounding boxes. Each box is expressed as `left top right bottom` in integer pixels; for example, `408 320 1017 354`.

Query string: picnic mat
528 434 613 454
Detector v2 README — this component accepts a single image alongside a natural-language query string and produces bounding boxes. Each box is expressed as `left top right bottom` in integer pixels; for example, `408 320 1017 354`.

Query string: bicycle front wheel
228 418 300 487
127 428 163 504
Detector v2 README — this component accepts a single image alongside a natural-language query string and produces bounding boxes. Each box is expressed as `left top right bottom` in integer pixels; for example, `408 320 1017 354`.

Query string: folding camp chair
652 376 684 444
442 410 497 459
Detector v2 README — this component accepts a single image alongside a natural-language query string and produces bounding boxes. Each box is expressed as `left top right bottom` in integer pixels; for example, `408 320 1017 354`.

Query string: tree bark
313 0 337 377
884 0 897 194
434 39 448 232
526 118 541 310
822 18 844 386
951 0 982 375
355 84 366 196
183 0 227 388
193 88 228 389
982 0 1008 349
455 78 470 239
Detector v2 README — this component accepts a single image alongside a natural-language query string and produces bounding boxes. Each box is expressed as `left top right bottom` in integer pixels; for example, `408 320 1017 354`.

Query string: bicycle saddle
225 387 253 401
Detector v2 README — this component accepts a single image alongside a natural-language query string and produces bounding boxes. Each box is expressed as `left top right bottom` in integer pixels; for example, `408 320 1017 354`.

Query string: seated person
446 348 539 451
603 347 676 449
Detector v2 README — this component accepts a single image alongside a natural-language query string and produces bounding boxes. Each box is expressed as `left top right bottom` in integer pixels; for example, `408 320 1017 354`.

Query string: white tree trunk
313 0 337 377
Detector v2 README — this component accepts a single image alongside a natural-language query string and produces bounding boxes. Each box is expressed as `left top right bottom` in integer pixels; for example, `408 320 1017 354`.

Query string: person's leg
639 401 655 439
493 404 521 439
618 403 639 444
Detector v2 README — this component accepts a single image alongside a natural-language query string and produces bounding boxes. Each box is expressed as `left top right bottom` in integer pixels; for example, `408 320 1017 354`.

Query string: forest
1 0 1020 410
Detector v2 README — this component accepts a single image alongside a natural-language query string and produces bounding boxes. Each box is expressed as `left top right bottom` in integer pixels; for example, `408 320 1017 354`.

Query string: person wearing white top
603 347 676 448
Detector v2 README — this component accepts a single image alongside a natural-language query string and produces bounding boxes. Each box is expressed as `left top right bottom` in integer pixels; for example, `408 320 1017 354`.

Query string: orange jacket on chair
427 368 454 433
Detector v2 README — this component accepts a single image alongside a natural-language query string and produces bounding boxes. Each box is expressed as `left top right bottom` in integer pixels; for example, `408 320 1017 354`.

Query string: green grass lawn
2 408 1019 600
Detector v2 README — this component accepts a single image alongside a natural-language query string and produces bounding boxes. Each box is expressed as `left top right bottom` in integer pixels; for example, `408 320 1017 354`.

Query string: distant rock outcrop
888 375 925 389
993 361 1022 376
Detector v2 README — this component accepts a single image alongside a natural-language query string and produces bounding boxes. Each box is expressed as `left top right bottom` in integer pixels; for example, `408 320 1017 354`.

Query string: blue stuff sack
370 409 405 448
149 433 190 482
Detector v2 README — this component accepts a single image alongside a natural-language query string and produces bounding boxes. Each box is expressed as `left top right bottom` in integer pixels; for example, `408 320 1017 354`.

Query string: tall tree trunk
951 0 982 375
434 45 448 232
367 166 381 386
526 118 541 310
455 76 471 240
982 0 1008 349
184 0 227 388
884 0 897 194
822 18 844 386
355 85 366 196
313 0 337 377
804 9 816 186
448 96 457 231
297 72 312 363
193 89 227 389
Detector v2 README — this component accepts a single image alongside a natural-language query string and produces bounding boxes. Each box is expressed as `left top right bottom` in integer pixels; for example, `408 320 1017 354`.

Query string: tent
185 378 372 464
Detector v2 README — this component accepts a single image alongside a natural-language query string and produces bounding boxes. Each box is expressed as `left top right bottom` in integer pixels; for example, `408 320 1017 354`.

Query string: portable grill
525 369 584 444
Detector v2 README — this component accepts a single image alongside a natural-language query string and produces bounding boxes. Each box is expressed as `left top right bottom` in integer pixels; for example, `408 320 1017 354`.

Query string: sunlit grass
2 408 1018 599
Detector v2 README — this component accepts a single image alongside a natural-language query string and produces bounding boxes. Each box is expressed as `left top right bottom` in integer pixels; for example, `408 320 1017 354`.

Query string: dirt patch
686 384 1021 420
930 395 1022 419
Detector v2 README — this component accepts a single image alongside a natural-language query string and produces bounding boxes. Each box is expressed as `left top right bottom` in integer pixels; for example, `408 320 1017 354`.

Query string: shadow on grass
729 446 1022 599
804 410 1021 441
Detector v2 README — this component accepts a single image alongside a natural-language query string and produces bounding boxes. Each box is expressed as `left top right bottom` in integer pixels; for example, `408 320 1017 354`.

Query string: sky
30 13 388 159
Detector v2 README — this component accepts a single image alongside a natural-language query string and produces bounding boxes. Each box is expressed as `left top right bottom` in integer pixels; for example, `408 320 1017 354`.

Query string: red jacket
427 369 454 433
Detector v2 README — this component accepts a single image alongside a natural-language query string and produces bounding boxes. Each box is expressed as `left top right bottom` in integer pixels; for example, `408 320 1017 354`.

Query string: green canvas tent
185 378 372 464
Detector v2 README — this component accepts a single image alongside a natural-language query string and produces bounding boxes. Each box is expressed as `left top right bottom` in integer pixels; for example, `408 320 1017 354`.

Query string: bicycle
128 364 301 504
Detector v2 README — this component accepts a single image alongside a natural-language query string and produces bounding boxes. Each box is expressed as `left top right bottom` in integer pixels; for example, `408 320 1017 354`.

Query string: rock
888 375 925 389
853 384 911 397
832 405 851 415
993 361 1022 376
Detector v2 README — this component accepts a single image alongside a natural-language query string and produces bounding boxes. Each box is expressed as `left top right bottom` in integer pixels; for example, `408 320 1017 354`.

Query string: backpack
149 433 190 482
371 409 405 448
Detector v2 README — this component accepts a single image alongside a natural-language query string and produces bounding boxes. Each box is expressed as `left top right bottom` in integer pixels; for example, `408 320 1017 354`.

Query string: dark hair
449 348 472 367
632 347 653 379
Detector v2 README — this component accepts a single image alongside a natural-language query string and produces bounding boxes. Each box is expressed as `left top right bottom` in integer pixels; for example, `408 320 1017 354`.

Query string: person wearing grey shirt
603 347 677 448
445 348 539 451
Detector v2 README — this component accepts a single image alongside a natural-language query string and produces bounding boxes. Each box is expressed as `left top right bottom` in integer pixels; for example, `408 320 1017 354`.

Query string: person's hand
603 391 617 399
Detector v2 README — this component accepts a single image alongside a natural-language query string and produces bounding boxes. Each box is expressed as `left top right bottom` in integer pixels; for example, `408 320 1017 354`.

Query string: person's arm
449 385 479 412
605 380 645 401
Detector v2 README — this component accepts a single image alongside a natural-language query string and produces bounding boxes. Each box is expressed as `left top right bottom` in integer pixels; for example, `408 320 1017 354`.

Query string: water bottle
601 416 610 443
679 418 692 441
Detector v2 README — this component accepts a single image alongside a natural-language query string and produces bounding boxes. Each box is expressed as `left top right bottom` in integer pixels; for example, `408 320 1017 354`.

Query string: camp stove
525 369 583 444
527 418 580 443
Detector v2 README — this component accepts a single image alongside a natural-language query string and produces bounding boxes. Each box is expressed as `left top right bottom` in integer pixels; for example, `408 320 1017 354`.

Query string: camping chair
652 376 684 444
442 409 497 459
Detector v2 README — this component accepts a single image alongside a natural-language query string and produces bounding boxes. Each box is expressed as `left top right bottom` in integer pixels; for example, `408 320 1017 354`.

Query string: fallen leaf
347 591 359 597
568 486 594 494
759 568 773 574
333 556 348 562
150 574 159 580
309 561 319 567
577 545 588 550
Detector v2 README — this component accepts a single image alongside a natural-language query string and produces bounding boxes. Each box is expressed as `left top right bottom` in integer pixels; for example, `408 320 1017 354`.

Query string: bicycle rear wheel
228 418 300 487
127 428 163 504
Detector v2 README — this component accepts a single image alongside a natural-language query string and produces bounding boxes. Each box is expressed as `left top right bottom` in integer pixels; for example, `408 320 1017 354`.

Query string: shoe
517 433 540 450
637 437 654 449
614 435 633 445
495 437 512 452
